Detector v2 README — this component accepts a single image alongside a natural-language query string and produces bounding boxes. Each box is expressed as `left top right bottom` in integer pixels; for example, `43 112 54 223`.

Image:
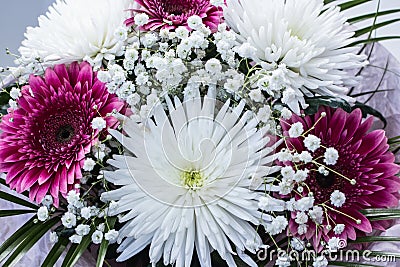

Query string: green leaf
0 180 29 197
368 215 400 221
388 136 400 153
354 18 400 37
329 262 382 267
96 217 117 267
360 208 400 221
0 90 11 106
2 217 59 267
361 208 400 217
0 217 36 262
350 36 400 46
349 236 400 243
348 9 400 24
41 237 69 267
0 191 38 210
0 209 36 217
304 96 351 115
352 102 387 128
338 0 373 11
388 136 400 145
61 225 97 267
350 89 394 98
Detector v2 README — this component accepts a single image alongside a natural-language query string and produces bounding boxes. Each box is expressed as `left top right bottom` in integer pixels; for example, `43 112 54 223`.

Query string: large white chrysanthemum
18 0 131 68
224 0 366 112
101 89 280 266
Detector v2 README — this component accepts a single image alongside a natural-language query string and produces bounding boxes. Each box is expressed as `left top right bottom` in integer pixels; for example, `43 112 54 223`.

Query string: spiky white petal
102 89 281 266
18 0 132 68
224 0 366 112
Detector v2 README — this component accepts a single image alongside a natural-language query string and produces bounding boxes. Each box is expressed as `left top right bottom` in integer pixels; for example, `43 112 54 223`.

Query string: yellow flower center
181 170 204 190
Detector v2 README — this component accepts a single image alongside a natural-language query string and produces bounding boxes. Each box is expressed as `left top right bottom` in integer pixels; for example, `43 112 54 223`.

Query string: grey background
0 0 399 67
0 0 54 67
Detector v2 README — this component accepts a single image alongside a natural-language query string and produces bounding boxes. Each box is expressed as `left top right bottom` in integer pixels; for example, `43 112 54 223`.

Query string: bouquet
0 0 399 266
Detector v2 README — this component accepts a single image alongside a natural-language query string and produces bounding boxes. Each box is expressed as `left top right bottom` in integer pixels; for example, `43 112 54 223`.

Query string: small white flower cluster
56 190 119 245
36 195 55 222
97 19 278 127
7 87 22 109
260 117 351 261
81 134 113 175
229 45 309 114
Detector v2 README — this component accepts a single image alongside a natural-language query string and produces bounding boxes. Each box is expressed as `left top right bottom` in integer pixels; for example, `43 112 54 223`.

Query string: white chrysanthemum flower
101 89 280 266
18 0 131 68
225 0 366 112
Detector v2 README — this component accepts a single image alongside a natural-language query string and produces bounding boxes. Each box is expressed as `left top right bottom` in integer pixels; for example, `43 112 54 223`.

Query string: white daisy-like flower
224 0 366 112
101 89 281 266
18 0 132 68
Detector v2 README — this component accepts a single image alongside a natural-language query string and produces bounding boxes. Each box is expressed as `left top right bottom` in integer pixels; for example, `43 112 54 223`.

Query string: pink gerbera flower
126 0 223 31
0 62 125 206
281 107 400 248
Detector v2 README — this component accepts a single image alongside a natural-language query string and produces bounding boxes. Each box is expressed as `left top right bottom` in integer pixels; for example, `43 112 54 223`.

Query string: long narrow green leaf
329 262 381 267
0 217 36 262
2 217 59 267
0 180 29 198
41 237 69 267
353 102 387 127
361 209 400 217
61 227 96 267
349 236 400 243
388 136 400 145
339 0 373 11
369 215 400 221
348 9 400 24
354 19 400 37
364 59 388 105
0 191 38 210
350 36 400 46
96 217 117 267
96 239 110 267
350 89 394 98
0 210 36 217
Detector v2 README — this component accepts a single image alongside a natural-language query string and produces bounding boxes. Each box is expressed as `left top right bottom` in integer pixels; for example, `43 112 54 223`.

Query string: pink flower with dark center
0 62 125 206
126 0 223 31
281 107 400 249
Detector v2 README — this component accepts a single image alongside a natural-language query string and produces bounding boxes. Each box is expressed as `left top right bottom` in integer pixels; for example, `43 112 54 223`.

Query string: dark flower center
315 172 336 188
155 0 209 17
56 125 75 143
37 109 87 151
164 4 191 15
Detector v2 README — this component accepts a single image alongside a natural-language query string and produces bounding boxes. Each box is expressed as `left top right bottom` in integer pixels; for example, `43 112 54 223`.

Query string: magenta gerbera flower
126 0 223 31
0 62 125 206
281 107 400 248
